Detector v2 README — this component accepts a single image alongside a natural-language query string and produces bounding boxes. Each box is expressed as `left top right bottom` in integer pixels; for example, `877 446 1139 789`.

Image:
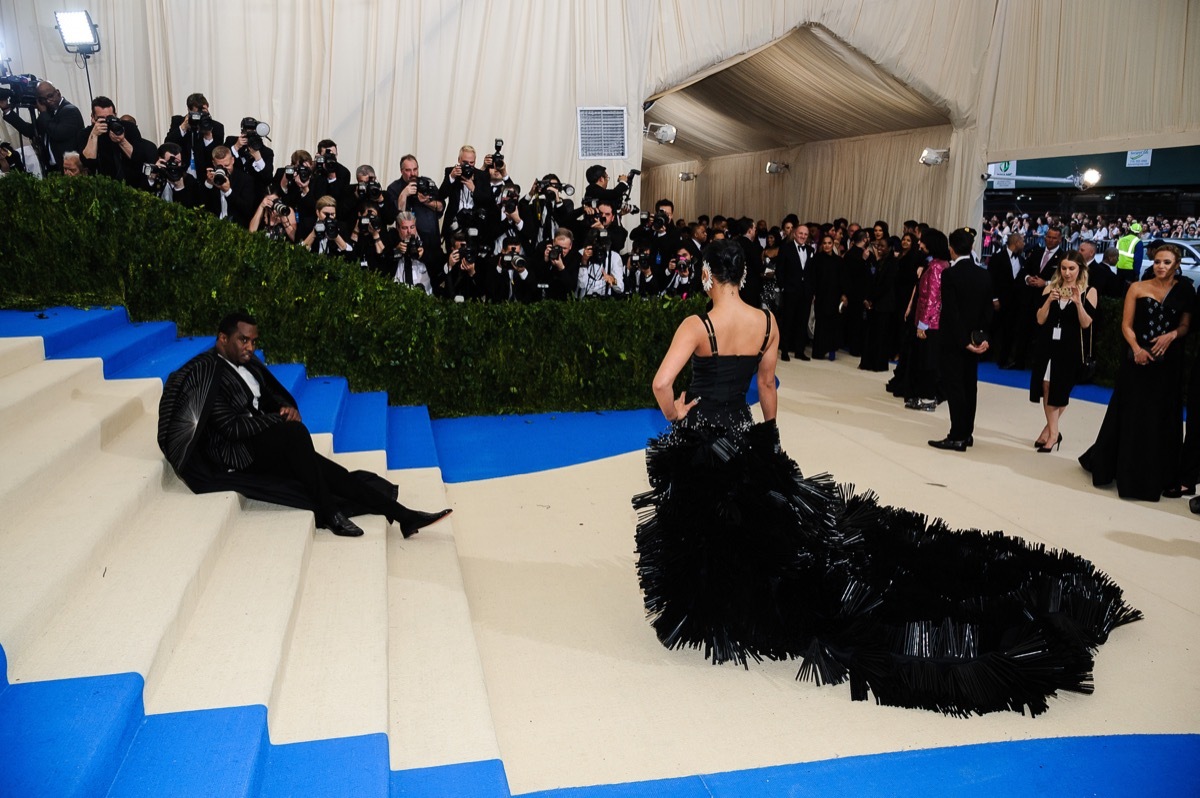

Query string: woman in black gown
1029 252 1098 452
1080 244 1194 499
810 233 845 361
635 240 1141 717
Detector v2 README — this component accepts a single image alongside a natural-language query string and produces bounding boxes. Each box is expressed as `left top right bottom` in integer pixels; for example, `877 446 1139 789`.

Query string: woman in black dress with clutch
1080 244 1193 500
1029 252 1098 452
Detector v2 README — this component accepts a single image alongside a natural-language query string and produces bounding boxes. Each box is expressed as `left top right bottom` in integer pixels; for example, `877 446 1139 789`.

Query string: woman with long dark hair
904 228 951 411
810 234 845 361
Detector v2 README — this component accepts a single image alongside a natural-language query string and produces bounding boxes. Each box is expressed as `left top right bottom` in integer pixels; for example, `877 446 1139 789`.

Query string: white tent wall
2 1 1196 228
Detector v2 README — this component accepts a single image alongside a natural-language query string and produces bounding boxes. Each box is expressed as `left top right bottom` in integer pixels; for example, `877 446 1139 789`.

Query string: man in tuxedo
223 117 275 201
987 232 1026 368
930 228 993 452
733 217 764 307
158 312 451 538
1 80 85 174
199 145 255 226
387 155 444 269
1079 239 1123 298
1011 225 1065 369
582 164 631 206
78 96 147 184
313 139 352 204
777 223 814 360
163 93 225 177
439 145 497 248
141 142 199 206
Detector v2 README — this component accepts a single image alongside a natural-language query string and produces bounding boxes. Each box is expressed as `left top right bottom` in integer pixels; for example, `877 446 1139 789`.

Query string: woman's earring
702 269 713 292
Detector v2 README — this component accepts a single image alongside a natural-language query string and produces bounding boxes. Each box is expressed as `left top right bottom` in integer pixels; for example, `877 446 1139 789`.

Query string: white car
1140 238 1200 276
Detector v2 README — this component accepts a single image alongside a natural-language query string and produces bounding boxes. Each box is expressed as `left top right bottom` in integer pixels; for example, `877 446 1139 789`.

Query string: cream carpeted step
7 487 242 685
0 413 165 669
0 373 160 511
144 505 316 715
267 511 391 744
385 466 503 772
0 356 105 430
0 336 45 379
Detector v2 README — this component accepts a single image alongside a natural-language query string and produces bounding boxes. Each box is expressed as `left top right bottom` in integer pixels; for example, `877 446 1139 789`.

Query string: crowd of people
981 211 1198 255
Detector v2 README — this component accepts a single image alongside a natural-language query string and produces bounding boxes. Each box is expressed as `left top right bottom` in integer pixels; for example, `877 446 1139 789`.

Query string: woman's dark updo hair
701 239 745 286
921 228 951 261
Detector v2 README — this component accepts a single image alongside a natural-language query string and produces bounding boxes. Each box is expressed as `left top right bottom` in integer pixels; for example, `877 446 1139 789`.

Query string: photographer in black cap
142 141 199 206
78 96 145 184
164 92 224 176
1 79 84 174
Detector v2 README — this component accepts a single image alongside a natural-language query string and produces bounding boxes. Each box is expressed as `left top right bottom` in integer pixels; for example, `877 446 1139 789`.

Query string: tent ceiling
641 25 951 169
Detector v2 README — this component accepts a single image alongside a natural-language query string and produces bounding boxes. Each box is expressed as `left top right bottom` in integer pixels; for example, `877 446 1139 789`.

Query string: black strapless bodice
686 354 759 426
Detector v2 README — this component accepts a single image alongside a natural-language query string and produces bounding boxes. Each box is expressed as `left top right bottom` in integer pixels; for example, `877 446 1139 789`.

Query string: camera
653 211 669 231
415 175 439 196
211 168 229 188
240 117 271 151
501 186 521 214
271 199 291 217
0 74 40 110
295 165 313 182
357 214 381 232
640 211 650 225
189 110 214 132
162 160 186 182
396 234 422 258
491 138 504 170
628 168 641 179
501 252 527 271
548 244 564 262
314 219 340 240
315 153 338 175
104 115 126 136
356 179 384 201
459 161 475 180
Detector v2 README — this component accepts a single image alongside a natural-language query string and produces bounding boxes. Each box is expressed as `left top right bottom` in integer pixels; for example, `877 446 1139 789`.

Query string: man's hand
279 406 302 422
966 340 989 355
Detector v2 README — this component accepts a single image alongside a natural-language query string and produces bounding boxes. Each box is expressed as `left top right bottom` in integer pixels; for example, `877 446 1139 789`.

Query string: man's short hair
459 145 476 156
655 198 674 211
91 96 115 113
158 142 183 158
596 199 616 215
291 149 313 165
218 312 256 336
949 227 976 255
554 227 574 241
212 145 231 160
316 195 338 212
1007 233 1024 246
317 139 337 152
355 164 376 179
186 93 208 111
697 214 710 225
585 165 607 185
400 154 418 168
396 211 416 225
501 235 522 250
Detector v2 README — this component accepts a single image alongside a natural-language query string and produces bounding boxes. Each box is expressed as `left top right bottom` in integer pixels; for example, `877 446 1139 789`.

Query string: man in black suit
733 217 765 307
223 117 275 201
930 228 993 451
78 96 147 184
1011 225 1065 369
439 145 497 248
158 312 451 538
987 232 1026 368
1 80 85 174
163 93 225 177
777 224 814 360
141 142 200 206
198 145 256 227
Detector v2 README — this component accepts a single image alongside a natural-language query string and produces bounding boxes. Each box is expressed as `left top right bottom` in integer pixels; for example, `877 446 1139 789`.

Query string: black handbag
1080 325 1098 383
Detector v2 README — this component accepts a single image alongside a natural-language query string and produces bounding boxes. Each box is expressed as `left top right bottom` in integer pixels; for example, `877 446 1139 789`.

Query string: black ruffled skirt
633 417 1141 717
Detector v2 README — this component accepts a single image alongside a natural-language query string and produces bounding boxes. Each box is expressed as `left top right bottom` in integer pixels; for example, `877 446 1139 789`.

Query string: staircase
0 308 510 798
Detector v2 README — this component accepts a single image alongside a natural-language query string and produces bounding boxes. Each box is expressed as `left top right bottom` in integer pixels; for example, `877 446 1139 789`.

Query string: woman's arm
1122 284 1149 362
1035 285 1055 325
1078 287 1098 328
756 315 780 422
652 317 702 421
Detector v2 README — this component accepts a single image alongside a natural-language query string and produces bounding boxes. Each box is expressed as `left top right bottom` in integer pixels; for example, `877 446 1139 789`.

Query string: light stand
55 11 101 101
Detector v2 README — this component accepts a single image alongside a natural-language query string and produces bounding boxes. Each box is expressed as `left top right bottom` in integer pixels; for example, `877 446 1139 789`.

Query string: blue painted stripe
266 362 309 400
57 321 179 378
387 405 441 470
390 758 511 797
431 409 669 483
261 733 390 798
0 306 129 357
294 375 349 435
335 391 389 453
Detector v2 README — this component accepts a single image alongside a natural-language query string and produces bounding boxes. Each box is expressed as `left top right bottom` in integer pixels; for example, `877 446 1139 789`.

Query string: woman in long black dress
1029 252 1098 452
635 240 1140 717
810 234 845 361
859 238 897 372
1080 244 1193 500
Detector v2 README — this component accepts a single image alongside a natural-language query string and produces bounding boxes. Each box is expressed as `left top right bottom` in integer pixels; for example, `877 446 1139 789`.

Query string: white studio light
1080 168 1101 189
918 147 949 166
678 171 696 182
644 122 677 145
55 10 100 52
764 161 789 175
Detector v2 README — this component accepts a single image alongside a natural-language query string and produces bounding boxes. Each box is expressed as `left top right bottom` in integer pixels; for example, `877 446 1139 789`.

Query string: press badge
1052 326 1062 341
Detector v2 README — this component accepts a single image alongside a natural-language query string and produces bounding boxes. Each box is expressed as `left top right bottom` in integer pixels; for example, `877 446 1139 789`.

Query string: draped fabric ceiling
2 0 1197 233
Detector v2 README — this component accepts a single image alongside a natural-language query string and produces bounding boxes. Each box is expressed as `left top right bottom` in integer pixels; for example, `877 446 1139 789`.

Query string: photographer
492 236 530 302
142 142 199 205
1 80 84 174
78 97 146 183
301 196 353 257
582 164 632 207
164 93 224 176
0 141 26 174
493 183 537 254
249 194 296 242
274 150 318 236
537 228 580 301
341 164 397 228
314 139 351 200
443 230 490 301
627 245 663 297
224 116 274 199
576 229 624 298
392 212 433 295
200 145 255 227
386 154 444 267
439 145 497 249
662 244 700 298
582 199 627 254
347 204 391 277
519 173 575 246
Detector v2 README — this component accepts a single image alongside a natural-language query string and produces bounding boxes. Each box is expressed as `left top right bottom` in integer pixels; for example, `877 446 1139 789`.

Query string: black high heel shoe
1036 433 1062 453
1163 484 1196 499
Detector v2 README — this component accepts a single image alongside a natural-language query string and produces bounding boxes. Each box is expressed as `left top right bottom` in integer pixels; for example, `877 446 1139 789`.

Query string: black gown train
633 311 1140 717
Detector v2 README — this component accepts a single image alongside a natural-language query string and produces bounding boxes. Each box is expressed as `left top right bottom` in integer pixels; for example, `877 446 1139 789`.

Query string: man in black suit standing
930 227 993 451
199 145 256 227
987 232 1026 368
1 80 85 174
777 223 814 360
439 145 497 248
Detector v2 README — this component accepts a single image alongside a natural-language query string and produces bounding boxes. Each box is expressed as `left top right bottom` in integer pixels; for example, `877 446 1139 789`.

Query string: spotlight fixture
1074 168 1102 190
764 161 789 175
55 10 100 54
987 167 1101 191
678 171 697 182
918 147 950 166
643 122 677 145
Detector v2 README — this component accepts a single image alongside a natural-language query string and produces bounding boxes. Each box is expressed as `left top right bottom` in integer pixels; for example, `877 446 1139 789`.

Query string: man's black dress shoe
797 353 811 361
325 512 364 537
966 436 974 447
928 437 967 452
779 351 791 361
399 508 452 539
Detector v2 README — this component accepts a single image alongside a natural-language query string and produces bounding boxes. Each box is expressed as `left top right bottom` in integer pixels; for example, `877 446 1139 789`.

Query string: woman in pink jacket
905 228 951 411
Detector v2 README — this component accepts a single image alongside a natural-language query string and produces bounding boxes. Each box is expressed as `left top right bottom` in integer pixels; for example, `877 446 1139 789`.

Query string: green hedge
0 173 700 417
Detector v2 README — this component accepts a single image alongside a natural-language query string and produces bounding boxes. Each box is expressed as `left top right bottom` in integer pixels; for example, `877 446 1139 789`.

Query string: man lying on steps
158 311 450 538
